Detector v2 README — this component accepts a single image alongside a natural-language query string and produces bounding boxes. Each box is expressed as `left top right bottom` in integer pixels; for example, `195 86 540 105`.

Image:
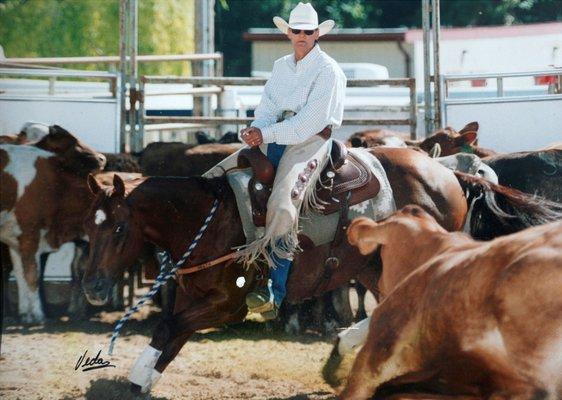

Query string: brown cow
336 205 562 399
348 122 499 159
139 141 241 177
347 129 409 149
0 125 105 323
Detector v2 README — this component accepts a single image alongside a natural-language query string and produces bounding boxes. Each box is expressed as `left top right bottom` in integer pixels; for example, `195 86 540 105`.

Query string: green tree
216 0 562 76
0 0 195 75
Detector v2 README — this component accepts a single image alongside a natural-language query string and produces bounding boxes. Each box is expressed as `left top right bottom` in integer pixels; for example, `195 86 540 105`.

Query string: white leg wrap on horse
129 345 163 393
150 369 162 389
337 317 371 355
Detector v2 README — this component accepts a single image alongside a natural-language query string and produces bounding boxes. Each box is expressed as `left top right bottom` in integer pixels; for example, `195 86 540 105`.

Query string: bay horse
81 147 561 394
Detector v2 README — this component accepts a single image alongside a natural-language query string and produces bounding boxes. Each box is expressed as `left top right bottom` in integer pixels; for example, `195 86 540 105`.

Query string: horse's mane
122 174 232 202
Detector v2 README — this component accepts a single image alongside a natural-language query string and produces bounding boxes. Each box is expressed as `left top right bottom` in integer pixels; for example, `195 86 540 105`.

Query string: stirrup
260 304 279 321
246 279 275 313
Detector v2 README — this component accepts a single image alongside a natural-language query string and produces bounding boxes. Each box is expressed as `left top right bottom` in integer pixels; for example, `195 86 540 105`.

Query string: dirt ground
0 305 340 400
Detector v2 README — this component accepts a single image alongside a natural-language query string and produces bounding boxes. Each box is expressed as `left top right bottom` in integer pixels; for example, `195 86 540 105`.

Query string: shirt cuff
260 126 276 143
251 119 269 130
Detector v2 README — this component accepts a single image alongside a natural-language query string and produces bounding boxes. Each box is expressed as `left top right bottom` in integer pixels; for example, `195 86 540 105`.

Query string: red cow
339 205 562 399
0 125 105 323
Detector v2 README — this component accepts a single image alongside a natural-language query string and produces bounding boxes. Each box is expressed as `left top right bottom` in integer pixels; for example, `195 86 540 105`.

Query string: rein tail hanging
107 199 220 355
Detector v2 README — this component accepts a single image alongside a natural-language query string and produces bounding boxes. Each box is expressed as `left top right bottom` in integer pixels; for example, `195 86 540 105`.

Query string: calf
0 125 105 323
338 206 562 399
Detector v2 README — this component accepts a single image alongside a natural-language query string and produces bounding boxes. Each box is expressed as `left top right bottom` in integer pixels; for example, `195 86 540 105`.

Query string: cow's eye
114 224 125 234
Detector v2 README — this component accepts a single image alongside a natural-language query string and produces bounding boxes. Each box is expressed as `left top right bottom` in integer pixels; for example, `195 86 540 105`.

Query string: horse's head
34 125 106 176
82 174 144 305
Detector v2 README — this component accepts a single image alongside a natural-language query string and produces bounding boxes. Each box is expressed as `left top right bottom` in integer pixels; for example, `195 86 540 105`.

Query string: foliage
0 0 560 77
216 0 562 76
0 0 194 75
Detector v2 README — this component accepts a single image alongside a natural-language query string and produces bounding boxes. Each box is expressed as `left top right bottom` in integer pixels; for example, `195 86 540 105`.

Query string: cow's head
418 122 479 157
34 125 106 176
82 174 144 305
348 205 445 256
348 129 407 149
348 206 447 298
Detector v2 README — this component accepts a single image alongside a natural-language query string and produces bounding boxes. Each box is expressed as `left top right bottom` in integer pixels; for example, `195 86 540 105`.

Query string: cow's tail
454 171 562 239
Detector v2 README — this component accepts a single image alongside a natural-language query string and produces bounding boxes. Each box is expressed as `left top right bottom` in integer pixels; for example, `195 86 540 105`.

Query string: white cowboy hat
273 2 335 37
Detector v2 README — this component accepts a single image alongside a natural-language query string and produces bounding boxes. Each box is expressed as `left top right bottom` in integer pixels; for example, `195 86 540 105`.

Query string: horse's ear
347 217 386 255
87 174 102 195
113 174 126 197
455 131 478 146
459 121 479 134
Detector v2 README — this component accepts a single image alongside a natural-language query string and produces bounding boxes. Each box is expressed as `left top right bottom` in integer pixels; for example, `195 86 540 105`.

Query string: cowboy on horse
208 2 347 319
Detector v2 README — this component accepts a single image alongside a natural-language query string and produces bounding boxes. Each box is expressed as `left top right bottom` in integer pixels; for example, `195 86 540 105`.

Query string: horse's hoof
130 383 147 398
19 313 46 325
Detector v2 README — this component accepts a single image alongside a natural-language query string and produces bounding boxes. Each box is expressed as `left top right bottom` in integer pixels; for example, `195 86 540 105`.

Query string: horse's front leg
129 293 247 394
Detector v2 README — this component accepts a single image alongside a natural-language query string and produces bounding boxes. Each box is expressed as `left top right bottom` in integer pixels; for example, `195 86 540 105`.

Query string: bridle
108 198 223 355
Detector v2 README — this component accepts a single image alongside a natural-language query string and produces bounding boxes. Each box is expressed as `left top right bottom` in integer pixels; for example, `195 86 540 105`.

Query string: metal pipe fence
136 75 417 148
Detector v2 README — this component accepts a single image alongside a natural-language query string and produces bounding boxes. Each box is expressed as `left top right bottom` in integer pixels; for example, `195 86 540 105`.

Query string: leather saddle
237 140 381 227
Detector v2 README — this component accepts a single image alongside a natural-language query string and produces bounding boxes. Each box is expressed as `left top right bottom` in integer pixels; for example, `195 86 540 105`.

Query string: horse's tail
454 171 562 240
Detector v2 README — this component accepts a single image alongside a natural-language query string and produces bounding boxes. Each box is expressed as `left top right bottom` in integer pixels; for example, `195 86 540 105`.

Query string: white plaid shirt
250 44 347 145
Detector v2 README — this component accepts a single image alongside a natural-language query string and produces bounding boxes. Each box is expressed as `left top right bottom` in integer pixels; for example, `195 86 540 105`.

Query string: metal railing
0 68 121 152
440 69 562 123
1 53 224 77
0 68 119 97
136 76 417 148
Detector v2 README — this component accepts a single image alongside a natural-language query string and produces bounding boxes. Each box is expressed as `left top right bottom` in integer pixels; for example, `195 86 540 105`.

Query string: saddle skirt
227 144 396 247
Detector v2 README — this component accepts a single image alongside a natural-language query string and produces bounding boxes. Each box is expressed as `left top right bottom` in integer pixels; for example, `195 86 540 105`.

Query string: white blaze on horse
0 125 106 323
329 205 562 400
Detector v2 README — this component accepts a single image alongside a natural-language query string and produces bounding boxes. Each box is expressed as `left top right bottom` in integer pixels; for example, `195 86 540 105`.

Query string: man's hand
240 127 264 147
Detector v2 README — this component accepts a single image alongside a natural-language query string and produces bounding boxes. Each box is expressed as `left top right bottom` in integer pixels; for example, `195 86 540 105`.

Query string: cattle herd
1 121 561 399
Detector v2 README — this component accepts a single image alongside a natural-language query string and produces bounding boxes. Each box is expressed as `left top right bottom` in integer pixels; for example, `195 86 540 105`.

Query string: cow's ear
455 131 478 146
347 217 385 255
350 137 364 148
17 131 28 143
459 121 479 134
37 125 75 153
113 174 126 197
429 143 441 158
88 174 102 195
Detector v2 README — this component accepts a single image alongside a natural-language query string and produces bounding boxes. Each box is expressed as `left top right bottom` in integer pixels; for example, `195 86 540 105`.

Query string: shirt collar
289 44 322 71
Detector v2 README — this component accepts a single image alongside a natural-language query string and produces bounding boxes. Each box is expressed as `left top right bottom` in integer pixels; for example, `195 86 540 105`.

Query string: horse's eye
114 224 124 234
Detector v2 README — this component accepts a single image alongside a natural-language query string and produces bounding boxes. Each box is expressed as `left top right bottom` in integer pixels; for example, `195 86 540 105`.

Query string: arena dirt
0 305 340 400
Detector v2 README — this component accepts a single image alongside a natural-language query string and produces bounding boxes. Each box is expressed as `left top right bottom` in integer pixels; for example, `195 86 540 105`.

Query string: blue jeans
267 142 287 170
270 251 292 307
266 143 292 307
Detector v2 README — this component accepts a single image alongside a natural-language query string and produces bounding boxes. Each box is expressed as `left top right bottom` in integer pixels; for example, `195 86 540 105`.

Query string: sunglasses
291 28 315 36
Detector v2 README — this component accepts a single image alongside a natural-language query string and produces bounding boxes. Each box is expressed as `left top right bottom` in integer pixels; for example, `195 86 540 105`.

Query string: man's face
287 28 319 54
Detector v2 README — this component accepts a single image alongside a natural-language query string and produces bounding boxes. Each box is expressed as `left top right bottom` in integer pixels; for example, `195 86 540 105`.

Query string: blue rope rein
108 199 220 355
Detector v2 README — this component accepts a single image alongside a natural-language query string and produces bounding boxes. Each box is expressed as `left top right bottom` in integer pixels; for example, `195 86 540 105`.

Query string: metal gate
441 70 562 152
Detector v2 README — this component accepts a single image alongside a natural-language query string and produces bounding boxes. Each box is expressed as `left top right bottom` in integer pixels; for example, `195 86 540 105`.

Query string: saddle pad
228 148 396 247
